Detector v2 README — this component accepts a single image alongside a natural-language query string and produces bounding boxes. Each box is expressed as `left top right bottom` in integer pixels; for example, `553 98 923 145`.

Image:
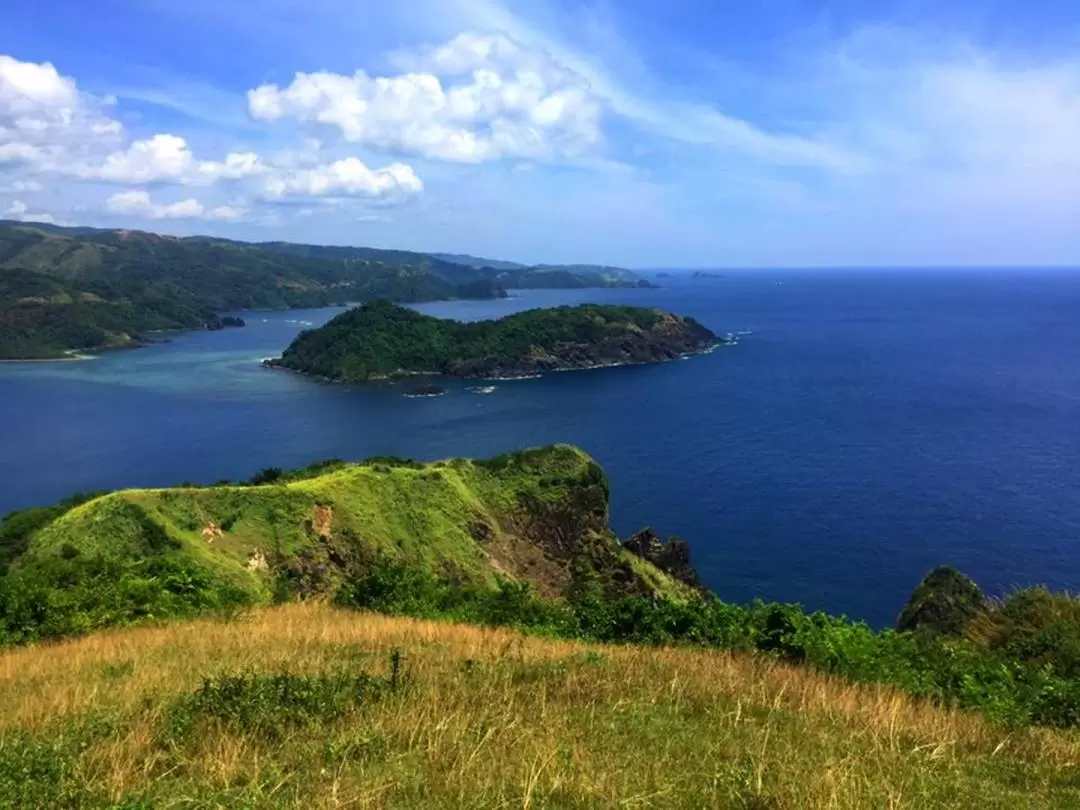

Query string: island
265 300 721 382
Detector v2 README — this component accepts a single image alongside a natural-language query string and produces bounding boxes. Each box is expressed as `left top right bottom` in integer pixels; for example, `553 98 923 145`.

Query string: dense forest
0 221 651 358
269 300 718 380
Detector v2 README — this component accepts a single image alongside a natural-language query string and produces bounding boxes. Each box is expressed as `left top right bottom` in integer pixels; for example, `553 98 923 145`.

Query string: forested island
0 221 653 359
266 301 719 381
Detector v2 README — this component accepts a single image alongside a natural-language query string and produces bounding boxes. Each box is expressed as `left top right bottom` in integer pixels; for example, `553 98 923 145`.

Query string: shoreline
0 351 97 363
262 338 728 385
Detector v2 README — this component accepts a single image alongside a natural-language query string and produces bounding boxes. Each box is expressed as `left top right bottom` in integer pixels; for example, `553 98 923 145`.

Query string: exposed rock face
624 528 703 590
246 549 269 572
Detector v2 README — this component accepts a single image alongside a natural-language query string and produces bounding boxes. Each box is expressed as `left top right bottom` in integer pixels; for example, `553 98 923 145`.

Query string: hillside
429 251 527 271
0 222 508 358
7 445 1080 737
1 602 1077 809
268 300 719 381
0 446 693 645
428 252 656 289
0 222 654 359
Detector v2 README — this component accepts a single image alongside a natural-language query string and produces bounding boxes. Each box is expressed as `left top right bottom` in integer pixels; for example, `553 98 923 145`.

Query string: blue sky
2 0 1080 267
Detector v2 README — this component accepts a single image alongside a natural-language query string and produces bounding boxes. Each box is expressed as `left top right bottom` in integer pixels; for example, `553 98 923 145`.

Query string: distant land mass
0 221 651 359
267 300 719 381
429 252 527 271
430 252 657 290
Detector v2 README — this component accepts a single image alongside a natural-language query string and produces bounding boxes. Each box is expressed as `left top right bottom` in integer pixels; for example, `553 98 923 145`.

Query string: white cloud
248 33 601 162
89 134 263 185
0 54 123 171
0 56 79 118
209 204 246 221
263 157 423 199
105 190 243 220
4 199 55 224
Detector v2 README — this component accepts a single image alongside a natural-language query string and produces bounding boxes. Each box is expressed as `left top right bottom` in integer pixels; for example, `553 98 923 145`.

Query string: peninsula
266 300 720 381
0 220 655 359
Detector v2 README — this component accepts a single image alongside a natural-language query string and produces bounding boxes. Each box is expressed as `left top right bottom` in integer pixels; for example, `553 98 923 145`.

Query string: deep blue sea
2 270 1079 627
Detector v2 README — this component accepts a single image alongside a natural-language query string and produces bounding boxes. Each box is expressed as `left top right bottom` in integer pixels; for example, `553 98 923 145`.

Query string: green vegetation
0 445 685 644
0 222 504 358
269 300 718 381
4 450 1080 806
4 446 1080 733
0 221 655 358
4 606 1076 809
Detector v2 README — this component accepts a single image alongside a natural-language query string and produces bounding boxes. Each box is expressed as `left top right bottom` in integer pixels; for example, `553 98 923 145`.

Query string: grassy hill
1 602 1077 809
0 446 692 645
7 443 1080 808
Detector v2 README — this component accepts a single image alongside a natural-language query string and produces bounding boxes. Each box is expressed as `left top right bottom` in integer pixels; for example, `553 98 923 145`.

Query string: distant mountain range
429 252 655 290
0 221 653 359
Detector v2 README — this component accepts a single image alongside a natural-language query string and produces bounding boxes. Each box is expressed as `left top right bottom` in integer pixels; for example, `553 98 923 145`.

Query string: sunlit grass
1 602 1077 808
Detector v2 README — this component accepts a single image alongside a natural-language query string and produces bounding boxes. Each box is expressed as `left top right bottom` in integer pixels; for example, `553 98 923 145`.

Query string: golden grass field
1 603 1078 809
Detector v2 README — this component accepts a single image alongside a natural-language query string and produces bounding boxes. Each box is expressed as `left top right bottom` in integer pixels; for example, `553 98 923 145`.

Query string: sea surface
2 270 1079 627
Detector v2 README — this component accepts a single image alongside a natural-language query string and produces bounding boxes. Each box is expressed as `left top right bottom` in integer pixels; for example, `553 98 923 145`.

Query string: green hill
268 300 719 381
5 445 1080 732
0 222 512 358
0 222 666 358
0 446 691 645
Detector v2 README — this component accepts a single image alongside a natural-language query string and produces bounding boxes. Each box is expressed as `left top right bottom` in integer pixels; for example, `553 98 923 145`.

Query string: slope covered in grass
0 446 691 644
8 445 1080 734
1 602 1077 809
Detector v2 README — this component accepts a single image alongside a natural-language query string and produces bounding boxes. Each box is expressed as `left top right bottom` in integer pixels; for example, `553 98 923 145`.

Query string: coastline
262 337 728 385
0 350 97 363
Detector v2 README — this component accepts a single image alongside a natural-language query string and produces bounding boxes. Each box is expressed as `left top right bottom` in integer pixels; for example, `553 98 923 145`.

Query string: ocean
2 270 1078 627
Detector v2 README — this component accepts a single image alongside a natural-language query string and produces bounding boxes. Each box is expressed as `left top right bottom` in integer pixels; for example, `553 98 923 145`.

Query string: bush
169 670 391 742
0 555 251 645
331 558 1080 729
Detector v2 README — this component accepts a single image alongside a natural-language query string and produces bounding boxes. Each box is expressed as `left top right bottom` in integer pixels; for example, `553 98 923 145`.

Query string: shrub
169 670 390 742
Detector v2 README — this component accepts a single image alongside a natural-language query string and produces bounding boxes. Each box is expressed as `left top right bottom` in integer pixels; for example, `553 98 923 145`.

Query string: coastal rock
624 527 703 590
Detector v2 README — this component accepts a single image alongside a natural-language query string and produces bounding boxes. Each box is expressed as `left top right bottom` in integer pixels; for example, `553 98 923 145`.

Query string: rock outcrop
624 528 703 590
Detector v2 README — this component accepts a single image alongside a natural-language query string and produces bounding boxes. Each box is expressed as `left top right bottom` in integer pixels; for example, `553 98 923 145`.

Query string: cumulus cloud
263 157 423 200
248 33 601 162
4 199 55 224
0 55 123 171
89 134 262 185
105 190 244 221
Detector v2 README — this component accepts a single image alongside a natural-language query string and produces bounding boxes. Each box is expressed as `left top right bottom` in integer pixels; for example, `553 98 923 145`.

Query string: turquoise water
3 272 1079 626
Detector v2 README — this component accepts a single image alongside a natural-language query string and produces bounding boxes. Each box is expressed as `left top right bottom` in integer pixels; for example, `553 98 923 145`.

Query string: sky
2 0 1080 267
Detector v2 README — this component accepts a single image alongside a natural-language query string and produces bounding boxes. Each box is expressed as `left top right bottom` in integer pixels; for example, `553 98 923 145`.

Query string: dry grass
1 603 1078 808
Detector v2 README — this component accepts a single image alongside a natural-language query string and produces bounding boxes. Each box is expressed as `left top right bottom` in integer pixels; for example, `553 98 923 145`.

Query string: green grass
1 604 1077 809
